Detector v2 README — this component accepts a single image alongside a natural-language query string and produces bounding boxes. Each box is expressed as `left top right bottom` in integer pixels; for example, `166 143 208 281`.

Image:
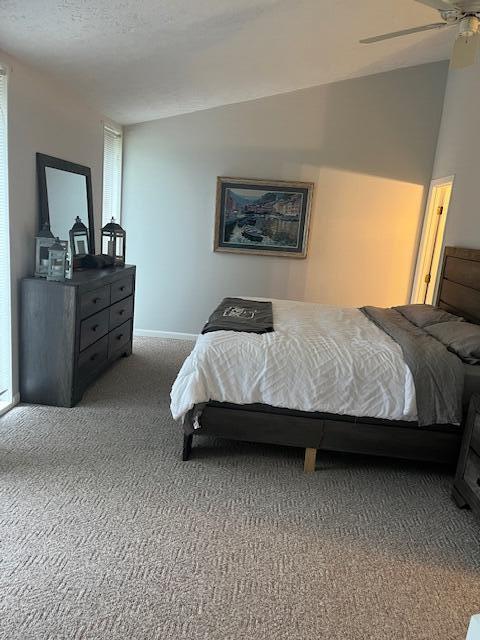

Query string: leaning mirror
36 153 95 255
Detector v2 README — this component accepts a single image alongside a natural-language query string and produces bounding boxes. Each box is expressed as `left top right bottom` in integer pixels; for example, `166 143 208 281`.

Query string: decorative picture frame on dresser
452 393 480 518
34 222 56 277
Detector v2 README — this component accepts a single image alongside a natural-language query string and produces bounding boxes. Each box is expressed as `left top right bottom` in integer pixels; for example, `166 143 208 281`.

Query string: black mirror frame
36 152 95 255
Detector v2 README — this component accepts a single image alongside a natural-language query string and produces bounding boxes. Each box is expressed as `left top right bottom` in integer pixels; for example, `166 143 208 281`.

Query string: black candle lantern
101 217 126 266
69 216 90 257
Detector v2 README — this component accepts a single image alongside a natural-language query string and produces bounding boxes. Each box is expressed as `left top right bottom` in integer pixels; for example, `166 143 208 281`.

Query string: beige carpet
1 337 479 640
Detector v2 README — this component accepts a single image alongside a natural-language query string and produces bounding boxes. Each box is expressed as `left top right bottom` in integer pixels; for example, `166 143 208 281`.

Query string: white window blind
0 66 11 404
102 125 123 226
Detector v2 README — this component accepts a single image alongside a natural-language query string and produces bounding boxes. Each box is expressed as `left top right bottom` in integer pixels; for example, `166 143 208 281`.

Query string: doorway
411 176 454 305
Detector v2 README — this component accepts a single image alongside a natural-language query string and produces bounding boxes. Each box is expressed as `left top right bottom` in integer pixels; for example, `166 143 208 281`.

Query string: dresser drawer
78 334 109 373
108 319 132 357
109 295 134 330
471 415 480 456
464 448 480 505
111 276 134 304
79 284 110 319
80 308 110 351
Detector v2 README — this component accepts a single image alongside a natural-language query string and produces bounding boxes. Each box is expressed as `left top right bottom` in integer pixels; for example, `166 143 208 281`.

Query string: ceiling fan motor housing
440 9 462 22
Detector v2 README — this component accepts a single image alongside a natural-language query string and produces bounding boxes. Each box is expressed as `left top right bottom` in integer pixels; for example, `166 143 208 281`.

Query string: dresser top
24 264 135 291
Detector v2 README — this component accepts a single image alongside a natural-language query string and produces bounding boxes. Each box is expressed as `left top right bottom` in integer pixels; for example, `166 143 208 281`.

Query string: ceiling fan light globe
451 30 480 67
458 14 480 37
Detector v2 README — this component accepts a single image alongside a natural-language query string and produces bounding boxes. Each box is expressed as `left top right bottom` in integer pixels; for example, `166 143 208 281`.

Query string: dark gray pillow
394 304 463 328
425 321 480 365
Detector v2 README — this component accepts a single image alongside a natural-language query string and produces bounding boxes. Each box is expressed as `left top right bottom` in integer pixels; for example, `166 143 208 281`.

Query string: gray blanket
360 306 464 426
202 298 274 335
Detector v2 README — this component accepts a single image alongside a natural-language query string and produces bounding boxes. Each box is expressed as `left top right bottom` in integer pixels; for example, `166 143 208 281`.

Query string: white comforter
170 299 417 423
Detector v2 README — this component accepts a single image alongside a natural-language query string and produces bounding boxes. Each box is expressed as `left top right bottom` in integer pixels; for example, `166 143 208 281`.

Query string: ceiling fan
360 0 480 69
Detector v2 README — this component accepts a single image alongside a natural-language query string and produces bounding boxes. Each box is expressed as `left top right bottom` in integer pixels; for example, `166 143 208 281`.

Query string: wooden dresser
452 393 480 519
20 265 135 407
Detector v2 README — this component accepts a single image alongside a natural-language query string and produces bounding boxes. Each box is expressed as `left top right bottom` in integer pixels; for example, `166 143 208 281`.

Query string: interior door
411 177 453 305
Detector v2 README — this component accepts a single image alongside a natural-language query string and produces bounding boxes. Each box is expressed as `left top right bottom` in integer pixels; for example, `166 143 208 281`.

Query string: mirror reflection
45 167 89 244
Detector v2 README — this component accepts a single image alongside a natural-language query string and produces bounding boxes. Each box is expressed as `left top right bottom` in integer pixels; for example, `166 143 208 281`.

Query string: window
0 66 12 411
102 124 123 226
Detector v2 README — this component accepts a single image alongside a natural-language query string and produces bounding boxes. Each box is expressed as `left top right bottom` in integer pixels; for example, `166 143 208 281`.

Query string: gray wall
432 59 480 248
122 62 448 335
3 48 112 398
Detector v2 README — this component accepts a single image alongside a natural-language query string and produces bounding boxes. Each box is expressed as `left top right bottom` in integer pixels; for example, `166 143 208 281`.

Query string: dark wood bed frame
182 247 480 472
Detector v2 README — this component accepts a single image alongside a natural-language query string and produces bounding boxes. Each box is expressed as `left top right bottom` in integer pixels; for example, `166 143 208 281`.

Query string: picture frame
35 235 56 278
214 177 314 258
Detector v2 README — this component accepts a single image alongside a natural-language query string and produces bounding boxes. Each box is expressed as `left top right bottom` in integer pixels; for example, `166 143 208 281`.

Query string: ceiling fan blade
452 1 480 10
450 31 480 68
360 23 447 44
415 0 458 10
416 0 480 11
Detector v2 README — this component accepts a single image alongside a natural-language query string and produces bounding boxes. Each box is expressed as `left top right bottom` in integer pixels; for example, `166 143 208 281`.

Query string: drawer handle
92 297 101 304
90 353 98 362
116 334 124 341
91 324 99 332
118 309 125 316
119 286 125 292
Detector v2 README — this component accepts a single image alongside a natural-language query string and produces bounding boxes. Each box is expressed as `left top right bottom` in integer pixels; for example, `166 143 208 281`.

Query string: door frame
411 175 454 305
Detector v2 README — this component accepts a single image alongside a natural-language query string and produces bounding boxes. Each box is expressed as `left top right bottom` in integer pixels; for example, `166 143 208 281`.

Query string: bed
172 247 480 472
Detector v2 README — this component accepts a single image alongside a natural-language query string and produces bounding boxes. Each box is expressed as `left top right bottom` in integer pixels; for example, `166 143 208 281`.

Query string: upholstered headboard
437 247 480 324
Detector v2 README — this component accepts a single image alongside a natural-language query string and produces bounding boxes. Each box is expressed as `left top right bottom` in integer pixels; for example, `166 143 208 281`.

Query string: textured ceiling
0 0 455 124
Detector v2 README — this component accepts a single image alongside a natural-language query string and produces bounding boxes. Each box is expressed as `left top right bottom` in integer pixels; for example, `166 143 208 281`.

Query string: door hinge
437 205 444 216
425 273 431 284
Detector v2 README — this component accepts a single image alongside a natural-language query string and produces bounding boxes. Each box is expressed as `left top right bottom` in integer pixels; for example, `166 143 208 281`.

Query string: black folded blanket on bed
202 297 274 335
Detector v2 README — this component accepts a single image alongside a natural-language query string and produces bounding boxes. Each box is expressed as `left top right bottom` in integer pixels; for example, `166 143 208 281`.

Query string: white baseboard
134 329 198 341
0 392 20 417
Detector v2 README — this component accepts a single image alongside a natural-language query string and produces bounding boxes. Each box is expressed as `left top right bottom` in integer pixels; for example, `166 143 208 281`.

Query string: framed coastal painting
214 177 314 258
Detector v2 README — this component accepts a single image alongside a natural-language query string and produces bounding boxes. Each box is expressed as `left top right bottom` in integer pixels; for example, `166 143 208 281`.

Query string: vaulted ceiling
0 0 455 124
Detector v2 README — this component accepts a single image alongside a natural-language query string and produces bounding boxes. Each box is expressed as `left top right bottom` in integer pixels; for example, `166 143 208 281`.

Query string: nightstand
452 394 480 517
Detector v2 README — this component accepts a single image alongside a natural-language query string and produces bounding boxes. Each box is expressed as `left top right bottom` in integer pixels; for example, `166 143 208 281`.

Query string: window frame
102 123 123 226
0 64 12 414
